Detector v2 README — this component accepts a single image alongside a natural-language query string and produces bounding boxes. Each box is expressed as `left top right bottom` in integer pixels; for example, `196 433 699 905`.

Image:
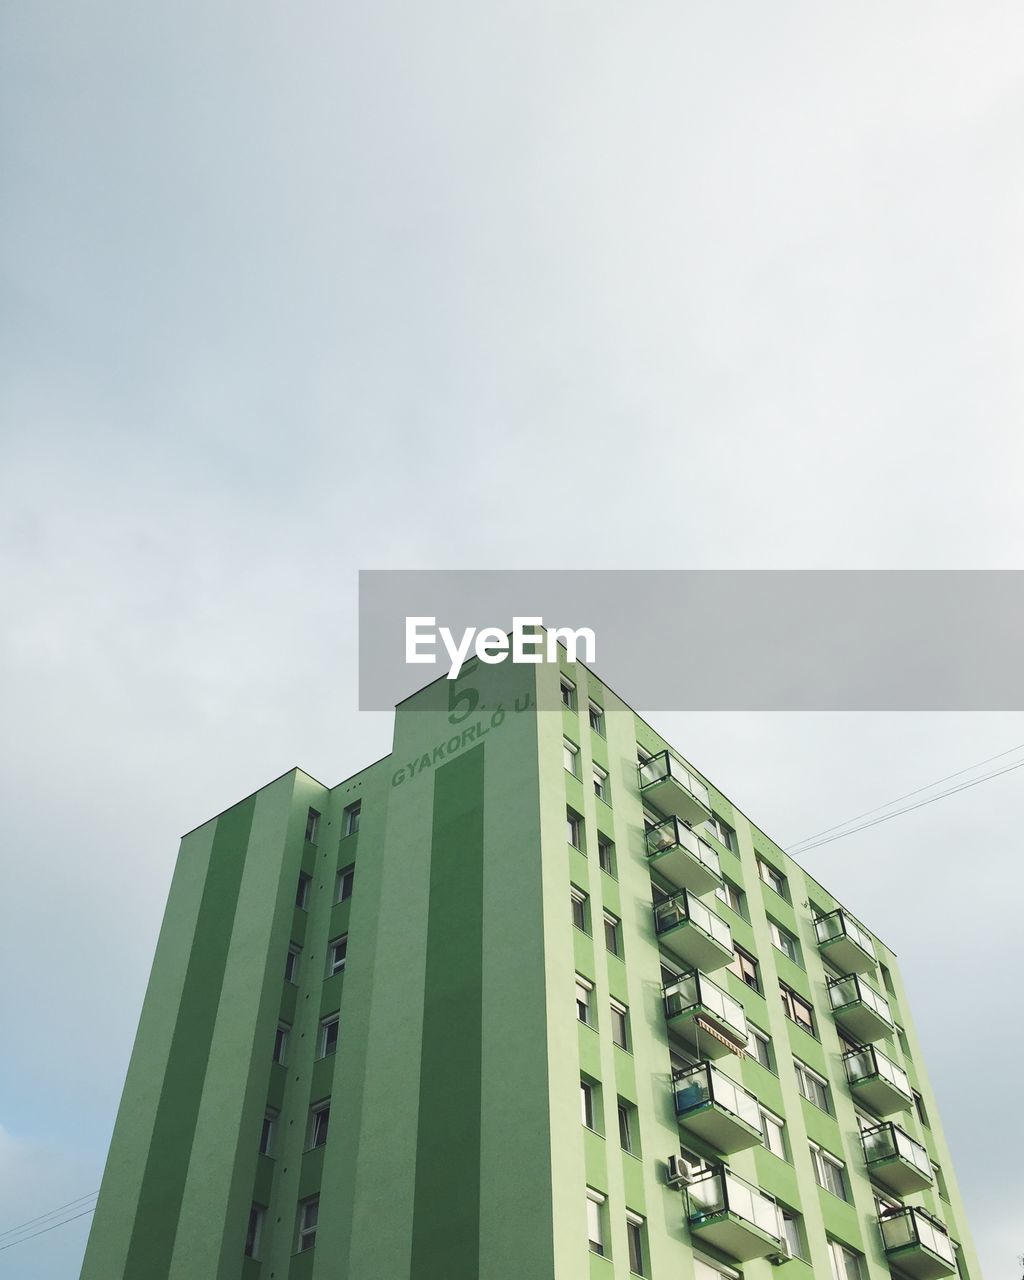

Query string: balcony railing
645 817 723 895
638 751 712 826
879 1206 956 1278
862 1121 933 1194
814 909 877 975
673 1062 763 1153
827 973 894 1041
664 971 748 1056
687 1166 784 1262
654 891 733 970
843 1046 913 1115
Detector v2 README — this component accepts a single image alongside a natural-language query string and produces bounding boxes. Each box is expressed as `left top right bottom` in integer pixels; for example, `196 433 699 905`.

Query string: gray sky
2 2 1022 1276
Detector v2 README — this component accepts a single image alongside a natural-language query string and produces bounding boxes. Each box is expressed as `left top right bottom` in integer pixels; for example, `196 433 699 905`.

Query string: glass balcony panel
722 1171 781 1237
639 752 712 823
689 1170 726 1216
709 1067 761 1130
893 1128 931 1175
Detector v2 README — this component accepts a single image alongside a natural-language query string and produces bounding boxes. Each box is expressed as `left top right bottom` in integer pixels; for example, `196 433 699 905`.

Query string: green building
82 653 980 1280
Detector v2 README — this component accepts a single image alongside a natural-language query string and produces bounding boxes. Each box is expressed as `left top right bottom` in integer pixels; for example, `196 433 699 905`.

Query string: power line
0 1205 96 1253
788 740 1024 851
0 1191 98 1242
792 757 1024 853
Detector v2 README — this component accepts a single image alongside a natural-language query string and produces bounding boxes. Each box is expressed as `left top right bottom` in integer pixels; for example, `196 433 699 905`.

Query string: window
284 944 301 984
913 1090 930 1127
592 764 609 802
560 677 577 710
586 1190 605 1256
742 1025 770 1071
580 1077 597 1129
576 976 594 1025
297 1196 319 1252
933 1162 949 1200
757 857 788 898
714 878 747 919
570 886 589 933
308 1101 331 1149
828 1240 863 1280
259 1109 276 1156
707 813 736 852
273 1022 289 1065
880 963 896 994
769 920 800 963
760 1107 787 1158
335 863 355 903
597 834 616 876
603 911 621 956
727 946 760 993
305 807 320 843
794 1060 831 1111
780 983 815 1034
811 1145 848 1200
896 1025 911 1057
566 806 584 850
780 1208 805 1260
610 999 630 1050
319 1013 340 1058
295 872 312 910
617 1100 637 1154
626 1212 646 1275
343 800 361 836
588 701 605 735
328 934 348 976
563 738 581 777
244 1204 264 1259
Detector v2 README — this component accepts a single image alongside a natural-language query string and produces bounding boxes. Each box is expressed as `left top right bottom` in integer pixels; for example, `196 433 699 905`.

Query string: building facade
81 655 980 1280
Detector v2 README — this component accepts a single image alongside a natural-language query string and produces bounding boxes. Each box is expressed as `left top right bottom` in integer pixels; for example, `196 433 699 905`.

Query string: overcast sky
2 2 1023 1276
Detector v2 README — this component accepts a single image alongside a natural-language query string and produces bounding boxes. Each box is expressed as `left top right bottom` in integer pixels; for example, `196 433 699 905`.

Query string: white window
588 701 605 735
319 1014 340 1058
259 1110 276 1156
335 863 355 903
706 813 736 851
617 1100 635 1153
245 1204 264 1258
305 807 320 843
560 678 577 710
597 835 616 876
757 858 788 898
563 739 580 777
769 920 800 962
295 872 312 910
580 1078 596 1129
297 1197 319 1252
328 934 348 976
747 1024 773 1070
795 1060 831 1111
603 911 621 956
284 944 301 984
592 764 609 802
626 1212 646 1275
780 1209 804 1259
343 801 361 836
714 878 746 918
308 1101 331 1149
566 806 584 850
812 1145 848 1200
760 1108 786 1159
586 1190 605 1255
273 1023 289 1065
828 1240 862 1280
610 999 630 1050
575 976 593 1025
571 887 589 933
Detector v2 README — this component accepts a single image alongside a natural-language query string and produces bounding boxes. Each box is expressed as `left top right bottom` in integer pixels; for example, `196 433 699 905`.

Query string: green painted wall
83 652 980 1280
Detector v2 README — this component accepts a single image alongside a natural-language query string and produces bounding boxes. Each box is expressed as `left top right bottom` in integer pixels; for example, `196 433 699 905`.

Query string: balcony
879 1207 957 1280
655 891 733 972
673 1062 763 1154
639 751 712 827
663 971 748 1058
686 1166 784 1262
862 1122 933 1195
827 974 894 1043
843 1046 914 1116
815 909 877 976
645 817 722 896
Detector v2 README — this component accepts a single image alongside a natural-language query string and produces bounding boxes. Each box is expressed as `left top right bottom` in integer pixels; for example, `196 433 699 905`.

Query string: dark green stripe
411 746 485 1280
124 797 256 1280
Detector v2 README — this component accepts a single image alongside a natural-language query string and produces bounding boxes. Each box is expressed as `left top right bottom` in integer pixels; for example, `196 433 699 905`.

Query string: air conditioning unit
665 1154 691 1186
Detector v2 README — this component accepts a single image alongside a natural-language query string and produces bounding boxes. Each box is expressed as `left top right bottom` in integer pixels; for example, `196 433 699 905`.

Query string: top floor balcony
814 909 877 976
638 751 712 828
879 1206 957 1280
645 817 722 896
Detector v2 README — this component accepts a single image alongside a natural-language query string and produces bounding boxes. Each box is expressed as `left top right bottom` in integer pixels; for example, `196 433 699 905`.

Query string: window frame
560 677 577 711
575 975 594 1026
585 1189 606 1256
307 1100 331 1150
284 943 302 984
566 806 585 851
304 807 320 843
296 1196 319 1252
588 701 605 736
757 856 789 899
342 800 361 836
327 933 349 977
728 945 761 993
319 1013 340 1058
592 763 610 803
563 738 581 777
335 863 355 903
625 1211 646 1276
795 1059 831 1112
603 910 621 956
780 982 816 1035
609 998 630 1051
244 1204 264 1259
273 1022 290 1065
